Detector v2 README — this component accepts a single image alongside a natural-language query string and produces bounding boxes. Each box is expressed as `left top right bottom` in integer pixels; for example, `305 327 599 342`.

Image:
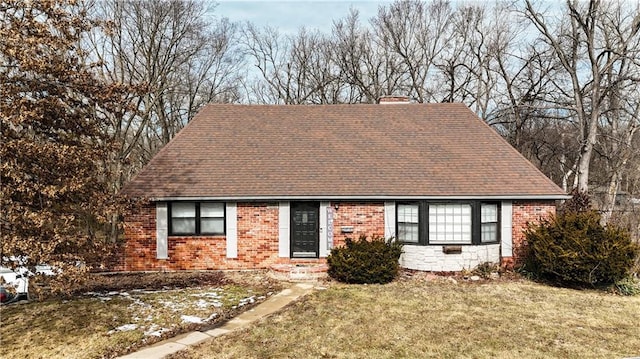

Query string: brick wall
124 202 310 271
504 200 556 268
331 202 385 247
124 200 555 271
124 202 159 270
235 202 280 268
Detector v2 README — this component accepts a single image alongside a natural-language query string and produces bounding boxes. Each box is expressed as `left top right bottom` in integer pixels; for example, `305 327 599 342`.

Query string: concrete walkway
117 283 316 359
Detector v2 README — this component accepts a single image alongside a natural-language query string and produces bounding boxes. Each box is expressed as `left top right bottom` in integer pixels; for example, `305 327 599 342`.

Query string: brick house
120 100 567 272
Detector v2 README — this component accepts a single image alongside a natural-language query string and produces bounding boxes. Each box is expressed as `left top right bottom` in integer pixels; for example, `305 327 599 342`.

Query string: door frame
289 202 320 258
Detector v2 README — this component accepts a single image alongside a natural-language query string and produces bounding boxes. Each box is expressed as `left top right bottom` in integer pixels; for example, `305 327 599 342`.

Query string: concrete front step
269 263 328 282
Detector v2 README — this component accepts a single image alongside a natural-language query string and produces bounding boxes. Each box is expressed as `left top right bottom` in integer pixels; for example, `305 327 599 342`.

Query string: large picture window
396 201 500 245
169 202 225 236
428 203 472 244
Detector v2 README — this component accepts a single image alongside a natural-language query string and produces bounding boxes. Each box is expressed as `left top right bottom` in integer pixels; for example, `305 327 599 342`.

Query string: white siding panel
156 202 168 259
501 201 513 257
319 202 329 257
384 201 396 239
225 203 238 258
278 202 290 257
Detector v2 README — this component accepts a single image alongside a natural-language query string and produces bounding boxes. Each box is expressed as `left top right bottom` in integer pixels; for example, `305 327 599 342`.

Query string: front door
290 202 319 258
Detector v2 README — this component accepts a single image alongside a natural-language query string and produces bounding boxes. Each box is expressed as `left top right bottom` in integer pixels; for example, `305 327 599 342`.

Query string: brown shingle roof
121 103 566 199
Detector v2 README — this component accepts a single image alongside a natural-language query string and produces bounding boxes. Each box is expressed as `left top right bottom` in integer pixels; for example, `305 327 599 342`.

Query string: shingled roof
121 103 566 200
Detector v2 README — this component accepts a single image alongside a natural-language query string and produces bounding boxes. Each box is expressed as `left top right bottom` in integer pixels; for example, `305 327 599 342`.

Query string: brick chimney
378 95 412 104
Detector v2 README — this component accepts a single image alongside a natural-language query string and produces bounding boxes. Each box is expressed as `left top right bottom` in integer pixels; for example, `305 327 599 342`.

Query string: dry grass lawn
172 276 640 359
0 271 281 359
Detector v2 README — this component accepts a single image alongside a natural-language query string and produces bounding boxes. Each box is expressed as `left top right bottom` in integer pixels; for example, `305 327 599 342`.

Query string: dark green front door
290 202 319 258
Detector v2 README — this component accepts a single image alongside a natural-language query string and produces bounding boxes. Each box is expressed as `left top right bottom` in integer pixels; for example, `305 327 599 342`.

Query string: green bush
327 235 403 284
614 276 640 296
522 192 639 286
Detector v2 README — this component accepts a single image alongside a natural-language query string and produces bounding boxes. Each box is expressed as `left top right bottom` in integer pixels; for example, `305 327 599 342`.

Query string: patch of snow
190 291 221 298
144 324 171 337
181 315 203 324
237 296 256 307
108 323 138 334
193 298 223 308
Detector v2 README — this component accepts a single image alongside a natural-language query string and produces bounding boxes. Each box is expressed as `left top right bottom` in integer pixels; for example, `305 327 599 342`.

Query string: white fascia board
152 194 569 201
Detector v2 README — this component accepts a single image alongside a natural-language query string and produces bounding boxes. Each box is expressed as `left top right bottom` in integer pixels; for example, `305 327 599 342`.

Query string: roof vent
378 95 412 104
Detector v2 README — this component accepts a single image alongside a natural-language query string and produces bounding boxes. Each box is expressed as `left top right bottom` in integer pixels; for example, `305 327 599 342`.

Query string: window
171 202 196 234
169 202 225 236
397 203 420 243
429 203 472 244
200 203 225 234
480 203 498 243
396 201 500 245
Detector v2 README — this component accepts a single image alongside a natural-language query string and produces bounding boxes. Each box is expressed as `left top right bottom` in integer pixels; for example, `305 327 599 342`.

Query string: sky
213 0 393 34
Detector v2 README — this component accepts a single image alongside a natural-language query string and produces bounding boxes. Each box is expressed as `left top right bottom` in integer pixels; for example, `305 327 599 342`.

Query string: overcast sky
214 0 392 34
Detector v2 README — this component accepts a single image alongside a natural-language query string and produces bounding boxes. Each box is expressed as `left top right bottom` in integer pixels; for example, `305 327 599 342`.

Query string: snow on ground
108 323 138 334
181 315 203 324
144 324 172 337
94 288 267 337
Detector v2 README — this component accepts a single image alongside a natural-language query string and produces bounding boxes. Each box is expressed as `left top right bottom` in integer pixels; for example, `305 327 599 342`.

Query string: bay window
396 201 500 245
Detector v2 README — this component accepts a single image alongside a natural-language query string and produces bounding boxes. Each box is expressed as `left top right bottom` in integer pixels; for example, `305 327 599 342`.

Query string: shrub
327 235 403 284
471 262 500 279
522 192 640 286
614 276 640 296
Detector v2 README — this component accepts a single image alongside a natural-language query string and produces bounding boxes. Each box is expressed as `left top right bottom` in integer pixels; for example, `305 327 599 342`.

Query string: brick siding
331 202 385 247
124 202 322 271
503 200 556 268
123 200 555 271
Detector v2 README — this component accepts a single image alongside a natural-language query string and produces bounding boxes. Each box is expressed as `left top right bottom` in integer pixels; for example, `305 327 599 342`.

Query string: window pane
428 204 471 244
398 204 419 223
398 223 419 243
172 218 195 234
482 223 498 243
481 203 498 222
201 203 224 218
201 218 224 234
172 202 195 218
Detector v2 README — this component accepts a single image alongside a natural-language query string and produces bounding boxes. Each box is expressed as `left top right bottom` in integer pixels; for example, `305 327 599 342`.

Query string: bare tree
88 0 242 173
242 24 342 104
372 0 453 102
523 0 640 195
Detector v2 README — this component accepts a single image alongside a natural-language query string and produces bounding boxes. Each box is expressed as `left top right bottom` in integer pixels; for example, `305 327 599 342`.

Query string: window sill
401 242 500 246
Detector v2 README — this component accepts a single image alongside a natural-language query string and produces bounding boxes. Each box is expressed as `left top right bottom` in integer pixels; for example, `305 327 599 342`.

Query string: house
120 99 567 272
